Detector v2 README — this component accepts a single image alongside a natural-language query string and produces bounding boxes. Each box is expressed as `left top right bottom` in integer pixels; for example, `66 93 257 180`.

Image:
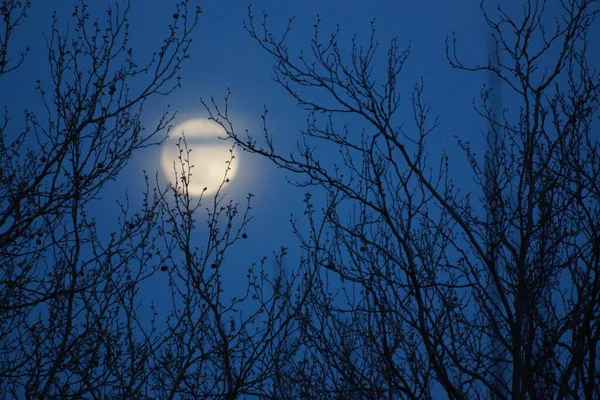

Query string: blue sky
4 1 599 395
5 1 599 214
1 0 493 344
154 0 491 273
5 0 591 317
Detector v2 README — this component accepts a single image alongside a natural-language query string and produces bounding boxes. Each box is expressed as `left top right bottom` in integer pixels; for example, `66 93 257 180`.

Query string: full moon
161 119 237 196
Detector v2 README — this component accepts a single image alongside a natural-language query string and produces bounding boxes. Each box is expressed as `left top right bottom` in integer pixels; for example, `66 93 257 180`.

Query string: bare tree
0 0 199 396
205 1 600 398
147 136 299 399
1 1 298 398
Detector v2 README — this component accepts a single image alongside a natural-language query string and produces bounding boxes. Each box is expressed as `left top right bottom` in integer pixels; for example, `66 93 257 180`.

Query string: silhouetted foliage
1 1 297 398
205 1 600 398
2 0 599 399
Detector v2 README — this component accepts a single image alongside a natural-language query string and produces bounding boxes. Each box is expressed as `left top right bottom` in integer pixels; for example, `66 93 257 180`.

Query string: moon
161 119 237 196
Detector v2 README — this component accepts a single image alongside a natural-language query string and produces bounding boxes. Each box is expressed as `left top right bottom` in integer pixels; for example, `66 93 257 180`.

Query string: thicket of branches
1 0 599 399
1 1 294 398
206 1 600 399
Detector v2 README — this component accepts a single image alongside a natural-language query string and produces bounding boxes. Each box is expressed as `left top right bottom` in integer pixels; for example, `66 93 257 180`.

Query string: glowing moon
161 119 237 196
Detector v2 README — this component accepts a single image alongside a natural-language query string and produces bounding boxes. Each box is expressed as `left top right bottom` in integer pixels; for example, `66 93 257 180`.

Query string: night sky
4 0 597 334
3 0 599 397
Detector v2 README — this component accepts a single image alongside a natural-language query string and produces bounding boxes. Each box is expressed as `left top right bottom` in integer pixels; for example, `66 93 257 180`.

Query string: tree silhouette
1 1 295 398
205 1 600 398
3 0 599 398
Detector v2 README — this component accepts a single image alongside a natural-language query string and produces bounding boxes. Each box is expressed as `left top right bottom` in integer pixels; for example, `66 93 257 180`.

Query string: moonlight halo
161 119 237 196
